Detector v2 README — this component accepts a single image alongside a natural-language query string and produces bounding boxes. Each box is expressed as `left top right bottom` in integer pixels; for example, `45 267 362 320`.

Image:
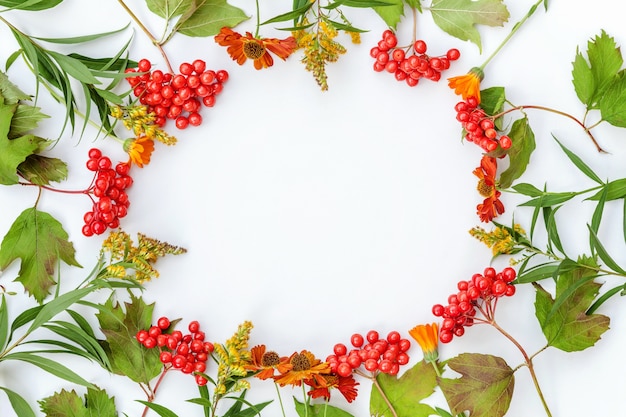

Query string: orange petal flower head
124 136 154 168
473 155 505 222
307 373 359 403
408 323 439 363
448 67 484 103
274 350 330 387
244 345 291 380
215 27 297 70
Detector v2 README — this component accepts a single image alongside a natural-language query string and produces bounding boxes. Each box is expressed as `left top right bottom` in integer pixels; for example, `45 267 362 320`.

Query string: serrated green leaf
439 353 514 417
534 257 610 352
430 0 509 52
0 386 37 417
96 293 162 384
147 0 194 20
499 117 535 189
373 0 403 29
599 71 626 127
0 208 81 302
85 387 118 417
39 388 88 417
176 0 248 37
370 360 437 417
0 71 31 104
8 104 49 138
2 352 96 388
17 153 68 185
0 102 40 184
294 397 354 417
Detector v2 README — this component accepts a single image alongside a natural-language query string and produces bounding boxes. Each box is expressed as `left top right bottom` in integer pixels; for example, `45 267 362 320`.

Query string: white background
1 0 626 416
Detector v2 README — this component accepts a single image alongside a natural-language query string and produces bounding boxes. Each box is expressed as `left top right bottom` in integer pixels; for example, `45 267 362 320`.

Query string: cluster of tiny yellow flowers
294 19 348 91
110 105 177 145
213 321 254 396
469 224 527 257
100 230 187 281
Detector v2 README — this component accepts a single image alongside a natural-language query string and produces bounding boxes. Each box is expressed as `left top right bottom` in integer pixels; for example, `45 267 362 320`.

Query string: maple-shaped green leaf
497 116 535 189
430 0 509 52
370 360 438 417
0 101 40 185
0 208 81 303
534 256 610 352
373 0 404 29
147 0 194 20
572 30 623 109
0 71 30 104
8 104 49 139
39 387 117 417
439 353 514 417
18 154 68 185
598 71 626 127
96 292 162 383
176 0 248 37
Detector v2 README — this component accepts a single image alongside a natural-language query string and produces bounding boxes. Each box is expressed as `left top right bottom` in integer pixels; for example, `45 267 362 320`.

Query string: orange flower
215 27 297 70
307 373 359 403
244 345 291 380
448 67 484 103
408 323 439 363
124 136 154 168
274 350 331 387
473 155 505 222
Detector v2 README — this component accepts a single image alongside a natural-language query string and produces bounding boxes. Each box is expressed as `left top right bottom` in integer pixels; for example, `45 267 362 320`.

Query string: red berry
157 316 170 330
366 330 379 344
188 320 200 333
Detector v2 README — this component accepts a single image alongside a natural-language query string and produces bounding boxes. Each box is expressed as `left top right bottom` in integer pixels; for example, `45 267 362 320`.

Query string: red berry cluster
370 30 460 87
326 330 411 377
82 148 133 237
125 59 228 129
136 317 215 386
455 97 512 152
432 267 517 343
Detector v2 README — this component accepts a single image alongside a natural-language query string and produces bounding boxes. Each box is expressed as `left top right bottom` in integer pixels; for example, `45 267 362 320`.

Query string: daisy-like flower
473 155 505 222
274 350 330 387
124 136 154 168
244 345 291 380
214 27 297 70
307 373 359 403
408 323 439 363
448 67 484 103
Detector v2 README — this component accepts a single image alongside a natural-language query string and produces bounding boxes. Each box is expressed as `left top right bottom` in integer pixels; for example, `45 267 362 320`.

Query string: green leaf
38 387 116 417
260 2 314 25
430 0 509 52
0 71 31 104
0 208 81 302
534 257 610 352
370 360 437 417
0 102 40 185
518 191 577 208
543 206 566 257
588 225 626 275
512 182 543 197
553 135 603 184
31 24 131 45
480 87 505 115
2 352 96 388
294 397 354 417
0 294 8 351
517 262 560 284
373 0 404 29
47 51 100 85
572 30 623 109
0 386 37 417
497 117 535 189
96 293 162 384
147 0 194 20
598 71 626 127
135 401 179 417
8 104 49 139
587 178 626 201
17 153 68 185
0 0 62 11
176 0 248 37
439 353 514 417
27 285 100 334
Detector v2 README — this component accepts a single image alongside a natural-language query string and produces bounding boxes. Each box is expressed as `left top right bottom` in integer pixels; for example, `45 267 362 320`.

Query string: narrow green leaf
543 206 566 257
2 352 96 388
0 386 37 417
326 0 396 8
590 186 607 249
0 294 9 351
553 135 603 183
294 397 355 417
519 192 577 207
323 18 367 33
511 182 543 197
47 51 100 84
0 0 62 11
30 24 131 44
587 283 625 314
516 262 559 284
587 225 626 274
136 401 179 417
586 178 626 201
27 285 98 333
260 2 314 25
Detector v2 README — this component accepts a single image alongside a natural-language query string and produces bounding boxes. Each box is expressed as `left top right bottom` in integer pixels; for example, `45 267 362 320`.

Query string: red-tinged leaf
370 360 438 417
439 353 514 417
39 387 116 417
0 101 40 185
0 208 81 303
96 293 162 384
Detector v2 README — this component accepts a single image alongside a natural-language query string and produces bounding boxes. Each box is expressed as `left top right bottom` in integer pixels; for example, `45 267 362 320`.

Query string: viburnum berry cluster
125 59 228 129
370 30 460 87
136 317 215 386
455 97 512 152
326 330 411 378
432 266 517 343
82 148 133 237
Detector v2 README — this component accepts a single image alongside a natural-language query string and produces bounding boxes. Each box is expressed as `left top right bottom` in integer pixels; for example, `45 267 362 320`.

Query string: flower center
477 179 494 197
261 351 280 367
324 374 338 386
243 40 266 60
290 353 311 371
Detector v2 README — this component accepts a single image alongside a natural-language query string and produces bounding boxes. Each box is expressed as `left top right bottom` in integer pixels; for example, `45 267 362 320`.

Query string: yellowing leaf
439 353 514 417
0 208 81 303
176 0 248 37
39 387 117 417
430 0 509 52
0 102 40 185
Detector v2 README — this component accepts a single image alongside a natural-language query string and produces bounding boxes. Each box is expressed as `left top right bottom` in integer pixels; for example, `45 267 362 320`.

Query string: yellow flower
408 323 439 363
124 136 154 168
447 67 484 103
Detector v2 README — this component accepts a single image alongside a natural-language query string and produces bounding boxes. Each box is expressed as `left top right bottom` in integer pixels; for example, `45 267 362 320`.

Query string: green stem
274 382 287 417
371 375 399 417
490 321 552 417
479 0 545 71
254 0 261 38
